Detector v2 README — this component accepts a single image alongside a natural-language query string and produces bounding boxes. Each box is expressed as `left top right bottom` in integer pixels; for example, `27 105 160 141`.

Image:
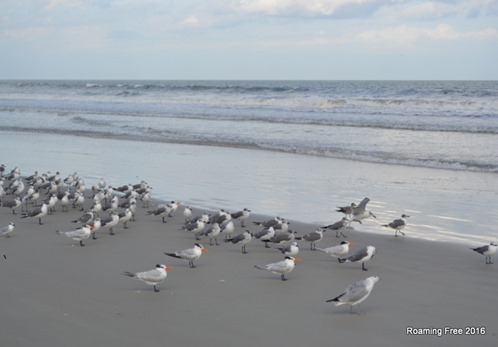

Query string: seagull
317 241 351 260
71 210 94 225
231 208 251 227
100 211 120 235
118 208 133 229
322 217 349 238
471 242 498 264
0 222 15 238
220 220 235 241
336 202 356 218
253 216 282 228
300 228 325 250
383 214 410 237
268 230 297 246
351 198 376 224
164 243 208 268
183 206 193 223
203 222 221 245
254 227 276 248
1 197 22 215
227 230 253 254
56 225 94 246
339 245 376 271
123 264 172 292
326 276 380 315
276 242 299 257
183 220 206 240
254 256 301 281
147 204 171 223
21 203 48 225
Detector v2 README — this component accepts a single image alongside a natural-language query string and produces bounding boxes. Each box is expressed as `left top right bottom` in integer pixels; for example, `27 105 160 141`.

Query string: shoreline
1 186 497 347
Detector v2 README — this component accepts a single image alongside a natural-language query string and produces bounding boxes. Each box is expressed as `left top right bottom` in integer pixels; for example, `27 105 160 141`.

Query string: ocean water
1 80 497 172
1 80 497 245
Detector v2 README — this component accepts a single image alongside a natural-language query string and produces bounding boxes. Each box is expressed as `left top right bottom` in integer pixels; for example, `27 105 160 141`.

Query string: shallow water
1 131 496 245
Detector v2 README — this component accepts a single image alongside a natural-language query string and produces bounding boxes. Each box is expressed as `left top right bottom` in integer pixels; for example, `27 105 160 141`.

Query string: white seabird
254 256 301 281
471 242 498 264
322 217 349 238
317 241 351 260
253 226 276 248
231 208 251 227
100 211 120 236
0 222 15 238
300 228 325 250
203 222 221 246
21 203 48 225
276 241 299 257
123 264 172 292
326 276 380 314
164 243 208 268
56 225 94 247
228 230 253 254
339 245 376 271
1 197 22 215
350 198 376 224
383 214 410 237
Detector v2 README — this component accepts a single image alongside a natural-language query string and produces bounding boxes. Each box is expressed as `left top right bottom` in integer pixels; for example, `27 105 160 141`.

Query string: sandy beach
0 184 496 347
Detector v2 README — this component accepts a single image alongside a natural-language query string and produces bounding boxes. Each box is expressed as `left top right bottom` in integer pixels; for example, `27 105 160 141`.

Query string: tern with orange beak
164 243 208 268
254 256 301 281
56 225 95 246
123 264 172 292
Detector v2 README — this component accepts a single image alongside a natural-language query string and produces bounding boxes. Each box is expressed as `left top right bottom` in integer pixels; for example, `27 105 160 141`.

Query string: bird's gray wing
338 280 370 303
348 247 369 262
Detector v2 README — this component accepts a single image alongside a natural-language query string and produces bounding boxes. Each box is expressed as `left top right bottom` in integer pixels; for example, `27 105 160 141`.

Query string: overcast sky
1 0 497 80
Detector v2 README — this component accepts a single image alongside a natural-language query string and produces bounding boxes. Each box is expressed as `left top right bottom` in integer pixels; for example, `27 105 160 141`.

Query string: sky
1 0 497 80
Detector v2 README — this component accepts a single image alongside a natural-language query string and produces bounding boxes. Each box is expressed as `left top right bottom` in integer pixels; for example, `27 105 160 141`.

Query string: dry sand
0 194 497 347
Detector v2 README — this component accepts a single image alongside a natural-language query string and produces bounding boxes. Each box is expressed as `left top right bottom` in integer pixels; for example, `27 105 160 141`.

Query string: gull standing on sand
100 211 120 236
254 227 276 248
317 241 351 260
339 245 376 271
203 222 221 245
123 264 172 292
326 276 380 315
253 216 282 228
254 256 301 281
56 225 94 247
164 243 208 268
276 242 299 257
183 206 193 223
220 220 235 241
383 214 410 237
228 230 253 254
267 229 297 246
471 242 498 264
21 203 48 225
231 208 251 227
72 210 94 225
0 222 15 238
118 208 133 229
183 219 206 240
300 228 325 250
322 217 349 238
1 197 22 215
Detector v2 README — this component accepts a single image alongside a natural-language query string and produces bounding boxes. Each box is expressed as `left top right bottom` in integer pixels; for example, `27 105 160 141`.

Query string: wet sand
0 191 496 347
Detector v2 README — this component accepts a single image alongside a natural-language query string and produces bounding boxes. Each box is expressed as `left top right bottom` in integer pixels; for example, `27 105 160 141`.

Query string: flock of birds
1 164 497 314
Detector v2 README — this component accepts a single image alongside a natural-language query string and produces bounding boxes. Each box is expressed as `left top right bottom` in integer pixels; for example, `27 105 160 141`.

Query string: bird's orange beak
294 257 302 262
164 266 173 270
202 248 208 252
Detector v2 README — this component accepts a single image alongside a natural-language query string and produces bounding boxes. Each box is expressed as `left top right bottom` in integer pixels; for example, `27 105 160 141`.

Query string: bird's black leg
80 240 85 247
362 263 368 271
110 228 115 235
154 285 160 292
39 218 43 225
281 274 287 281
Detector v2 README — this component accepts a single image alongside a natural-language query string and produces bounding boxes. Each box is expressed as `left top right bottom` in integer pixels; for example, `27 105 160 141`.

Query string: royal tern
254 256 301 281
339 245 376 271
383 214 410 237
471 242 497 264
56 225 94 246
164 243 208 268
326 276 380 314
123 264 172 292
